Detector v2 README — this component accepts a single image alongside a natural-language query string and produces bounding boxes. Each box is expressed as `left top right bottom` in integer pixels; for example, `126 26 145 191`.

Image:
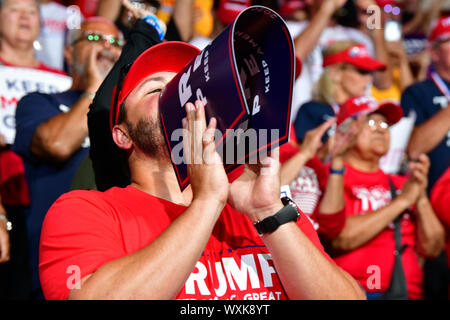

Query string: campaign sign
0 66 72 144
159 6 295 190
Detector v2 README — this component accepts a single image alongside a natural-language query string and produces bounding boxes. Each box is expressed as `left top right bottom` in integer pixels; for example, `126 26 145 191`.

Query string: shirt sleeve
400 84 427 126
314 209 346 240
39 191 126 300
12 93 58 163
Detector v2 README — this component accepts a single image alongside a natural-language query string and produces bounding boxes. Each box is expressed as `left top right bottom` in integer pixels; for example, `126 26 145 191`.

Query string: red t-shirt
430 167 450 268
39 185 332 300
330 165 423 299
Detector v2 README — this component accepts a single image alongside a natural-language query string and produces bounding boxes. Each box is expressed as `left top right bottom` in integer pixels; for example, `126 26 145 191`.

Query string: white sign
380 114 416 174
0 65 72 144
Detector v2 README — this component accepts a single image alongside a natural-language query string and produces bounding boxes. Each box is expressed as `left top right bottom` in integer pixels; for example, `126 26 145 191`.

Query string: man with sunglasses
11 17 122 299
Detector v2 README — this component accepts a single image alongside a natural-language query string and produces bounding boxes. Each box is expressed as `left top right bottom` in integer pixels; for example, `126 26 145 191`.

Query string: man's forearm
407 107 450 156
68 199 223 299
294 2 335 60
261 221 365 299
31 94 92 162
371 28 393 90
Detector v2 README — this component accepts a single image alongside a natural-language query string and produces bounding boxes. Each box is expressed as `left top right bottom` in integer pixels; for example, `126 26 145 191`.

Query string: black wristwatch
254 197 300 235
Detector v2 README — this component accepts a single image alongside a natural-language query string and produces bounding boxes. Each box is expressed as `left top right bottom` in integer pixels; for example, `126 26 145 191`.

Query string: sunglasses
73 31 124 48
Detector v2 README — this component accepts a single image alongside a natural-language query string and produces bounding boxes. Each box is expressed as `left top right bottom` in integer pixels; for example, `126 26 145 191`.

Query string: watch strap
329 165 346 175
254 197 300 235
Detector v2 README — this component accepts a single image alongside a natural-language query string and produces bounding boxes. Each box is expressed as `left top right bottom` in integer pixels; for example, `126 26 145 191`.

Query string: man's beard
126 116 169 159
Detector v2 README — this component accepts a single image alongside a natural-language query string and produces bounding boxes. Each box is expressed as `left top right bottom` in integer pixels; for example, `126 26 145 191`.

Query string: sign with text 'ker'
159 6 295 190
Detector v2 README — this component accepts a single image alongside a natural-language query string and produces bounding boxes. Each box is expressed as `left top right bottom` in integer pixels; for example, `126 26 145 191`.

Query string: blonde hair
312 40 360 105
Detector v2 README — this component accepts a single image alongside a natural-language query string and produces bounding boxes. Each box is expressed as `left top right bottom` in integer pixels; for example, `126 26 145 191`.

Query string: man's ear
112 124 133 150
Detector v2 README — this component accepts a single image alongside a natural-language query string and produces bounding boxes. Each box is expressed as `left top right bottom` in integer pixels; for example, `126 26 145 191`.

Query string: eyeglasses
73 31 124 48
367 118 389 131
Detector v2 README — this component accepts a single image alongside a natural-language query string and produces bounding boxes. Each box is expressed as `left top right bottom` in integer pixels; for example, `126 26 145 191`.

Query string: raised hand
121 0 167 34
228 148 284 223
300 117 336 161
182 100 229 206
84 45 104 93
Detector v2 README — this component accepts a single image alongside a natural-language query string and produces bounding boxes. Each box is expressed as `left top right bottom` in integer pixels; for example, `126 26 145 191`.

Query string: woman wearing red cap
290 40 384 167
282 41 385 233
317 95 445 299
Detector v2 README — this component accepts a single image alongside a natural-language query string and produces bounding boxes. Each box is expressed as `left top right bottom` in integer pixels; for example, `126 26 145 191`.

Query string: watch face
281 196 293 206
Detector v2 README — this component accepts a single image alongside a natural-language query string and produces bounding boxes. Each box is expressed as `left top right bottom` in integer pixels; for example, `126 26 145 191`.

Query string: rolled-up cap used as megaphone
159 5 296 190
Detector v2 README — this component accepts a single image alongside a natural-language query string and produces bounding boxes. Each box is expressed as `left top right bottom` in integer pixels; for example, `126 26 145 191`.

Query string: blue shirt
12 90 89 293
401 78 450 191
293 100 335 143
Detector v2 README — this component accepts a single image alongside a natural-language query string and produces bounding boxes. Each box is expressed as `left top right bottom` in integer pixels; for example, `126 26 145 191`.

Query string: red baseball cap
323 44 386 71
428 16 450 44
337 96 403 126
110 41 201 129
376 0 395 7
216 0 251 26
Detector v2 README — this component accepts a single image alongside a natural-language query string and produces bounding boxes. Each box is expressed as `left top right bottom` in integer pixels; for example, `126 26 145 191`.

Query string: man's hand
182 100 229 207
121 0 167 34
228 148 283 223
84 45 105 93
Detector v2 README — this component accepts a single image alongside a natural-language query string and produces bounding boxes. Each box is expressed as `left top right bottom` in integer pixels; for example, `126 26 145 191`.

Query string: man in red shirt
38 40 365 300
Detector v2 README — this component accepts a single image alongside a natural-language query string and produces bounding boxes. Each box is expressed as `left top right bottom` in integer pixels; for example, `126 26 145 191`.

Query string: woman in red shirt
318 96 445 299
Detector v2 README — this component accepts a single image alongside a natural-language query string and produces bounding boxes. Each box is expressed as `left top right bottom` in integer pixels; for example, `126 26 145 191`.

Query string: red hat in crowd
216 0 251 26
110 41 201 129
375 0 395 7
428 16 450 44
337 96 403 126
278 0 306 18
323 44 386 71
